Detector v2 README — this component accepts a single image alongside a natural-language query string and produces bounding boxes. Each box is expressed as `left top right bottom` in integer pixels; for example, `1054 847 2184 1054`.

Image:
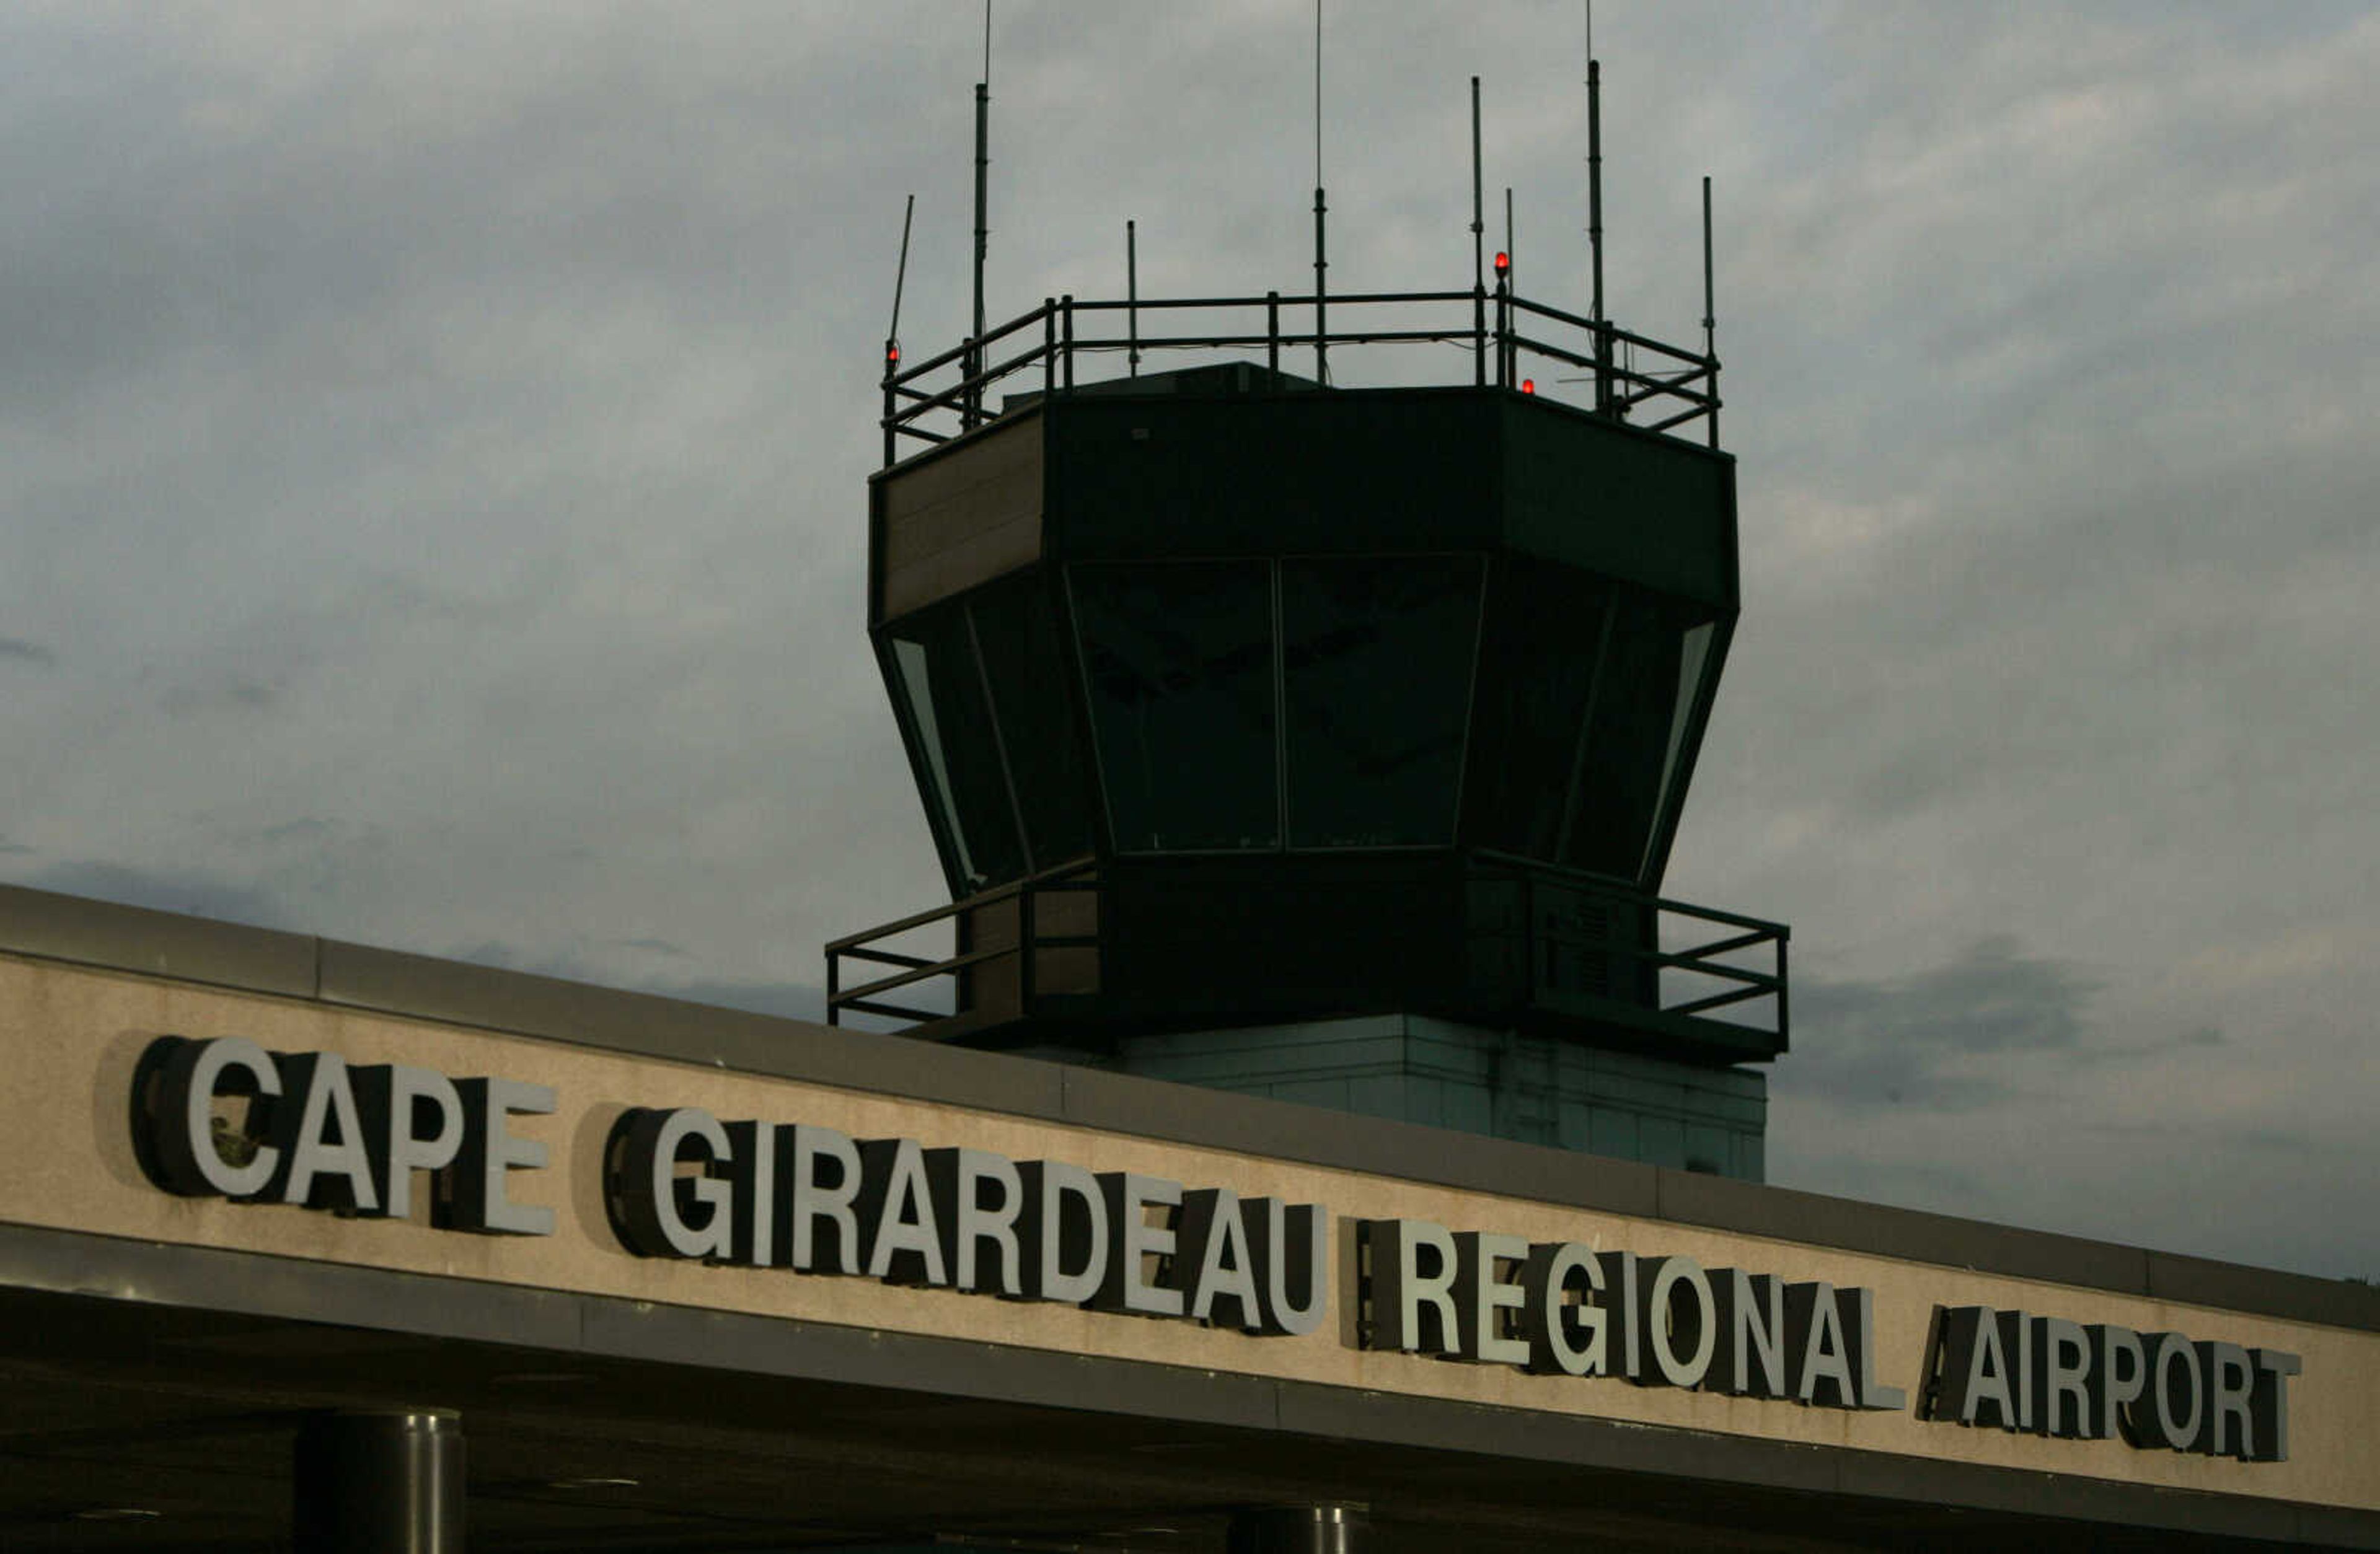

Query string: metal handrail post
1494 278 1510 388
1043 299 1056 399
1020 880 1037 1011
1267 291 1280 375
1523 867 1538 1007
1061 294 1075 391
1474 284 1487 385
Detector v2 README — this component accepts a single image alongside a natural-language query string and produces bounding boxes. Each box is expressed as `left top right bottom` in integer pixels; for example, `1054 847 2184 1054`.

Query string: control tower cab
832 204 1784 1182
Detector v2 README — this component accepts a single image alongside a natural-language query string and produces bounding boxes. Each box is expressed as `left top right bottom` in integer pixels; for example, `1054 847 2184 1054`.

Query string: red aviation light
1521 378 1535 394
885 342 901 365
1492 250 1509 274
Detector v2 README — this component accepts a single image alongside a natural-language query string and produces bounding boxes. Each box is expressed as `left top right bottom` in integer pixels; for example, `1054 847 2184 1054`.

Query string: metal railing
827 851 1783 1050
825 861 1101 1031
1470 849 1789 1046
880 283 1720 467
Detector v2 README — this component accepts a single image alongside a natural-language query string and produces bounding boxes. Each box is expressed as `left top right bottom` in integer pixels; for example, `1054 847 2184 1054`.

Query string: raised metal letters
1173 1188 1261 1330
927 1147 1023 1296
857 1138 946 1285
1709 1267 1786 1398
126 1035 2309 1462
1923 1307 2295 1461
1095 1173 1184 1317
1016 1159 1106 1304
1249 1197 1329 1337
607 1108 733 1260
351 1064 464 1221
1364 1219 1458 1355
1787 1281 1856 1408
447 1078 556 1236
1637 1255 1715 1390
1360 1226 1900 1415
1452 1232 1531 1366
1520 1241 1605 1377
131 1035 552 1237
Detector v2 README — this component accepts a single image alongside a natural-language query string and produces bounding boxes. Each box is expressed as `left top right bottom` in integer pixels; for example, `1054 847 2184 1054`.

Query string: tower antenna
1312 0 1329 385
887 193 915 351
967 2 992 428
1470 76 1484 387
1703 173 1717 447
1504 186 1515 286
1586 1 1609 413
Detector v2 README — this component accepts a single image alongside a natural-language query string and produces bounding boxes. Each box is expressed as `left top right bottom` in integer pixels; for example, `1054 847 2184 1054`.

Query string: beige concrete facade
875 411 1044 620
4 948 2374 1514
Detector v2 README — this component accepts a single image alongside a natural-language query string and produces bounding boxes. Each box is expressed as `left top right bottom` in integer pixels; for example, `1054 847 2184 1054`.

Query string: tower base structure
1092 1014 1765 1182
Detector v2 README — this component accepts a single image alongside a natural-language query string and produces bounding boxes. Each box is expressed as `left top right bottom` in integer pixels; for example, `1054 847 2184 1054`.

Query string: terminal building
1 63 2375 1554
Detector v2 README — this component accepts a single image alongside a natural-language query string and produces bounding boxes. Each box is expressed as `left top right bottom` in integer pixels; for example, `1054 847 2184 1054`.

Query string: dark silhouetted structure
834 263 1786 1179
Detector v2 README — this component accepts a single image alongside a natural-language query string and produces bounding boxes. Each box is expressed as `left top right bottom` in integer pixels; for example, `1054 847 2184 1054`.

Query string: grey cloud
447 939 826 1025
0 638 56 668
1777 937 2095 1112
256 818 334 844
161 678 280 715
24 860 284 930
639 978 828 1026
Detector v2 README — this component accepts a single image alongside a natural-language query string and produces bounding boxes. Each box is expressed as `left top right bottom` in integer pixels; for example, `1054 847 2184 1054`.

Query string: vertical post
1061 294 1075 391
1702 173 1719 449
1020 879 1038 1010
970 80 990 431
1313 0 1328 385
1504 187 1515 286
1470 76 1486 387
1587 56 1608 415
1504 185 1515 387
1042 299 1056 399
1230 1504 1367 1554
1495 274 1510 388
884 191 913 469
1126 220 1140 377
827 946 841 1027
1267 289 1281 375
293 1409 464 1554
1313 187 1328 384
1522 866 1538 1010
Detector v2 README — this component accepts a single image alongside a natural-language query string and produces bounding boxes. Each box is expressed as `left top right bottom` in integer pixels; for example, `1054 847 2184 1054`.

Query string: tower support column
293 1408 465 1553
1228 1503 1367 1554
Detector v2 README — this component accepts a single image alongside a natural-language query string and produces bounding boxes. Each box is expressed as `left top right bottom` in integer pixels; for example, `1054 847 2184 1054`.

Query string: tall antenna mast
1504 185 1517 390
1504 186 1515 286
1586 1 1609 413
1703 173 1717 447
1312 0 1329 385
887 193 915 351
1470 76 1484 387
881 193 916 466
968 2 992 428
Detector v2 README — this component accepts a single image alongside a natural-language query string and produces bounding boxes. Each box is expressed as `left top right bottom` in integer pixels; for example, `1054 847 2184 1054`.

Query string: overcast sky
2 2 2373 1281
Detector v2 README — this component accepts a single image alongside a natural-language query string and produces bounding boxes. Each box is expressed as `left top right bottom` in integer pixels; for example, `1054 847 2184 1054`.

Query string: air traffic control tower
831 175 1784 1182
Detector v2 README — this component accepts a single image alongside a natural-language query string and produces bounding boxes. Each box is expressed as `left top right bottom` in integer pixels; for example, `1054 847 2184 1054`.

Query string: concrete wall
1 941 2374 1516
1114 1014 1766 1180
